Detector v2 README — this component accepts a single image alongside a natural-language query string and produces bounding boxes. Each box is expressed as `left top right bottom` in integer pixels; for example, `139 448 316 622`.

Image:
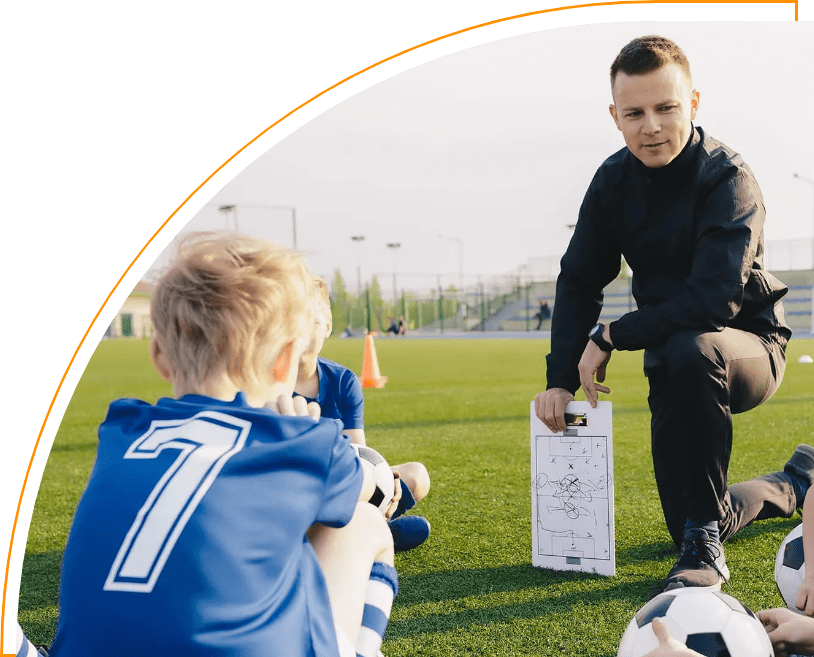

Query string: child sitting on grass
295 278 431 551
756 482 814 656
46 233 397 657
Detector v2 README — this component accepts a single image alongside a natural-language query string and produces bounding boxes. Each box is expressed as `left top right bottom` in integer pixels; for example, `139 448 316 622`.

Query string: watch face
590 324 601 338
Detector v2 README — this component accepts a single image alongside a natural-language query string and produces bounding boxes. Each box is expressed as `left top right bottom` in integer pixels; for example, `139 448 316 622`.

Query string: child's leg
308 502 396 649
388 463 432 552
392 462 430 503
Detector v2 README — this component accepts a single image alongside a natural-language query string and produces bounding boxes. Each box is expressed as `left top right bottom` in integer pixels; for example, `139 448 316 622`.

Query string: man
534 35 811 591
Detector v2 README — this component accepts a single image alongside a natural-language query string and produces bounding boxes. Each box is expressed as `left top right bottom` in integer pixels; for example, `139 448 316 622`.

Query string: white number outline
104 411 251 593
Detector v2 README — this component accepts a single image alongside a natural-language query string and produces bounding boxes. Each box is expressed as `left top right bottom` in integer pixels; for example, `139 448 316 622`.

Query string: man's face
609 63 699 169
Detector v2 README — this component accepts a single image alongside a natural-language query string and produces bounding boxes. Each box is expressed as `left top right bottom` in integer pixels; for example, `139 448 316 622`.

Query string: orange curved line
2 0 799 650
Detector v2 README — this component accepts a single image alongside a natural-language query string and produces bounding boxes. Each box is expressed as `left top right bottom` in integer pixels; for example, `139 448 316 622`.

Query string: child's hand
758 607 814 657
385 470 403 519
641 618 704 657
271 394 321 419
796 581 814 616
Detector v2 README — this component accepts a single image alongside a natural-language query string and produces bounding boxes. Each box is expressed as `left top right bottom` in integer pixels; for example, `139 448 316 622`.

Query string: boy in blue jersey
48 233 398 657
295 278 431 551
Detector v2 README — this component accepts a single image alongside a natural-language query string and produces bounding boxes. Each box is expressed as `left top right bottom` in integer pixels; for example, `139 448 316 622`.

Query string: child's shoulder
317 356 358 380
104 393 342 444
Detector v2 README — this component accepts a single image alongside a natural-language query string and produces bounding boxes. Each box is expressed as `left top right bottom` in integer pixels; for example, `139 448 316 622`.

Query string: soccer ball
351 444 395 514
775 523 806 612
617 587 773 657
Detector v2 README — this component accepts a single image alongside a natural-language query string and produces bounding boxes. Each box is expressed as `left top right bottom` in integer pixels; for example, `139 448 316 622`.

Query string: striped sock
16 623 38 657
355 561 398 657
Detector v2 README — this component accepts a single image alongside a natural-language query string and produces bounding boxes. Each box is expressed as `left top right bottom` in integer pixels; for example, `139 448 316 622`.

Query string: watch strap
590 323 613 352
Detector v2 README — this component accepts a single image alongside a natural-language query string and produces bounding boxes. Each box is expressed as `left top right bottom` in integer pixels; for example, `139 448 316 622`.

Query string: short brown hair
610 35 691 88
151 232 313 391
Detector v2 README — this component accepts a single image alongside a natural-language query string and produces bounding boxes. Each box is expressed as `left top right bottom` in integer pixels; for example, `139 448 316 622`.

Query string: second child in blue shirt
295 278 431 551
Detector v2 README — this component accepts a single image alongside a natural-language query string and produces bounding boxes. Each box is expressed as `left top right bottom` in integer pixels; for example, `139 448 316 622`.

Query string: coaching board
530 400 615 576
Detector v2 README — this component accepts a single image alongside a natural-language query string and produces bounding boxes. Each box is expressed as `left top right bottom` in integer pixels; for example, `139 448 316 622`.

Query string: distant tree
330 269 350 332
368 276 384 331
332 269 349 304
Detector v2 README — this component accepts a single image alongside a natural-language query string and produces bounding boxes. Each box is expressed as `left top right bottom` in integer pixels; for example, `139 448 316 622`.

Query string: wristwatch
588 322 613 352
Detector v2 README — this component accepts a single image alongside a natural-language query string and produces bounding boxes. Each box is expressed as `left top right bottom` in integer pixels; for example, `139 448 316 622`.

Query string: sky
148 20 814 297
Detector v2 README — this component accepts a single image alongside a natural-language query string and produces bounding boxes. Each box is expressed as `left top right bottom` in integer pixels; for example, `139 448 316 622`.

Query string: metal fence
331 281 530 334
332 268 814 336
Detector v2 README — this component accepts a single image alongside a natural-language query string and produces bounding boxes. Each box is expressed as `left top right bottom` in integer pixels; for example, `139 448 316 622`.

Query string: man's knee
650 331 723 380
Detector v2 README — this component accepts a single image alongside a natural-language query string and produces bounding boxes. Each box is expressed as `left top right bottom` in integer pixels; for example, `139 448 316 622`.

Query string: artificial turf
18 335 814 655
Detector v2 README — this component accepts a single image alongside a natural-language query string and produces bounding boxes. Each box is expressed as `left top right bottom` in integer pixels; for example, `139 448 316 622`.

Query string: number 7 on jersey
104 411 251 593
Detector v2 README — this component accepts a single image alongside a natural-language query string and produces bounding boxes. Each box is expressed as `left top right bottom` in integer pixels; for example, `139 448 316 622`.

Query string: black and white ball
617 587 773 657
351 444 394 514
775 523 806 612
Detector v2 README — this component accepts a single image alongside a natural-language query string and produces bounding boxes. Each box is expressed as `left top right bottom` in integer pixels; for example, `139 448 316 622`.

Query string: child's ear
325 316 333 338
150 336 173 383
272 340 297 383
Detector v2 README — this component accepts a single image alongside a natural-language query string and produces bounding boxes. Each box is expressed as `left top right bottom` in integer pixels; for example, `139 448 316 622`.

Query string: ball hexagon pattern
775 523 806 611
617 587 773 657
351 444 395 514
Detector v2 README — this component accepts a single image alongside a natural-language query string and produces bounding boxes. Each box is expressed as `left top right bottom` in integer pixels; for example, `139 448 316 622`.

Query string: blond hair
313 276 331 317
151 232 313 391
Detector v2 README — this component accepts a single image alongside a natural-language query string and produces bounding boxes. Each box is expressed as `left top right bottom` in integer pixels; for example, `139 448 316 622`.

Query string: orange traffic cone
361 333 387 388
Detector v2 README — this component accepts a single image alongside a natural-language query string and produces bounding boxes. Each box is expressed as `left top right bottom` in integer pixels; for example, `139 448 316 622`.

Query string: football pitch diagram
530 401 615 576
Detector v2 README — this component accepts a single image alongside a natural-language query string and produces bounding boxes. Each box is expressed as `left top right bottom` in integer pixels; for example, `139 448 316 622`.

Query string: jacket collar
630 124 701 181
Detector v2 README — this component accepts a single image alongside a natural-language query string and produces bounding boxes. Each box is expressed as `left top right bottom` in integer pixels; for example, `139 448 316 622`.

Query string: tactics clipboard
530 400 615 576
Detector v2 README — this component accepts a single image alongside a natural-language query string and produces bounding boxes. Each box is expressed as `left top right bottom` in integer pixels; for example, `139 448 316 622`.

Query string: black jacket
545 126 791 394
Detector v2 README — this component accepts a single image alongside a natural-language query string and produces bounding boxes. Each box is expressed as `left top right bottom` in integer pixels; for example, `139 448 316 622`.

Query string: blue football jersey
50 392 363 657
295 357 364 430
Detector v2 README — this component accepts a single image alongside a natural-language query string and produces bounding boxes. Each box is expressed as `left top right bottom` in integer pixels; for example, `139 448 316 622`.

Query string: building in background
104 281 153 339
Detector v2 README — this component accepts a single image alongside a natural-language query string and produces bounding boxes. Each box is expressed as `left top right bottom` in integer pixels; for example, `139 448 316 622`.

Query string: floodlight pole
210 203 296 247
246 204 296 249
438 234 463 292
218 204 237 232
386 242 401 306
351 236 365 297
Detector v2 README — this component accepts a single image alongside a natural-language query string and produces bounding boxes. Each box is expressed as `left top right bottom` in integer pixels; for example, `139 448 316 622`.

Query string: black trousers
643 328 790 548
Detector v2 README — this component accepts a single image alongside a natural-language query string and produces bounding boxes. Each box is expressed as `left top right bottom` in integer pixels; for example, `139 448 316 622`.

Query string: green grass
19 336 814 655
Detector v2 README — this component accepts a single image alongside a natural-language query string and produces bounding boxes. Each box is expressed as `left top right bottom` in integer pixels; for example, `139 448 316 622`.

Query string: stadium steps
463 269 812 334
468 282 553 331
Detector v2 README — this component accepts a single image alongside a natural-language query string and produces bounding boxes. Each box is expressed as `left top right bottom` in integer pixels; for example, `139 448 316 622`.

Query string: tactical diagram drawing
530 401 615 576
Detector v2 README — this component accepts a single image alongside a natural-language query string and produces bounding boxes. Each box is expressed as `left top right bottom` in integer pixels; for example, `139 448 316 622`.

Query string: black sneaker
784 444 814 510
662 527 729 591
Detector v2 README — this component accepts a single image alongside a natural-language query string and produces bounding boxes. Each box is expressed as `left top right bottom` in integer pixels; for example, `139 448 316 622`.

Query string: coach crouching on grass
534 35 814 592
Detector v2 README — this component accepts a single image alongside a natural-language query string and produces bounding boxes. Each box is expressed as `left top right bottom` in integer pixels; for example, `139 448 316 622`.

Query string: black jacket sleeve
545 172 621 393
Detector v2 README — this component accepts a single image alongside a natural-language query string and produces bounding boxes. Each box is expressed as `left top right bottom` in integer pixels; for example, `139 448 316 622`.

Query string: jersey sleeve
315 425 364 527
338 370 365 430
